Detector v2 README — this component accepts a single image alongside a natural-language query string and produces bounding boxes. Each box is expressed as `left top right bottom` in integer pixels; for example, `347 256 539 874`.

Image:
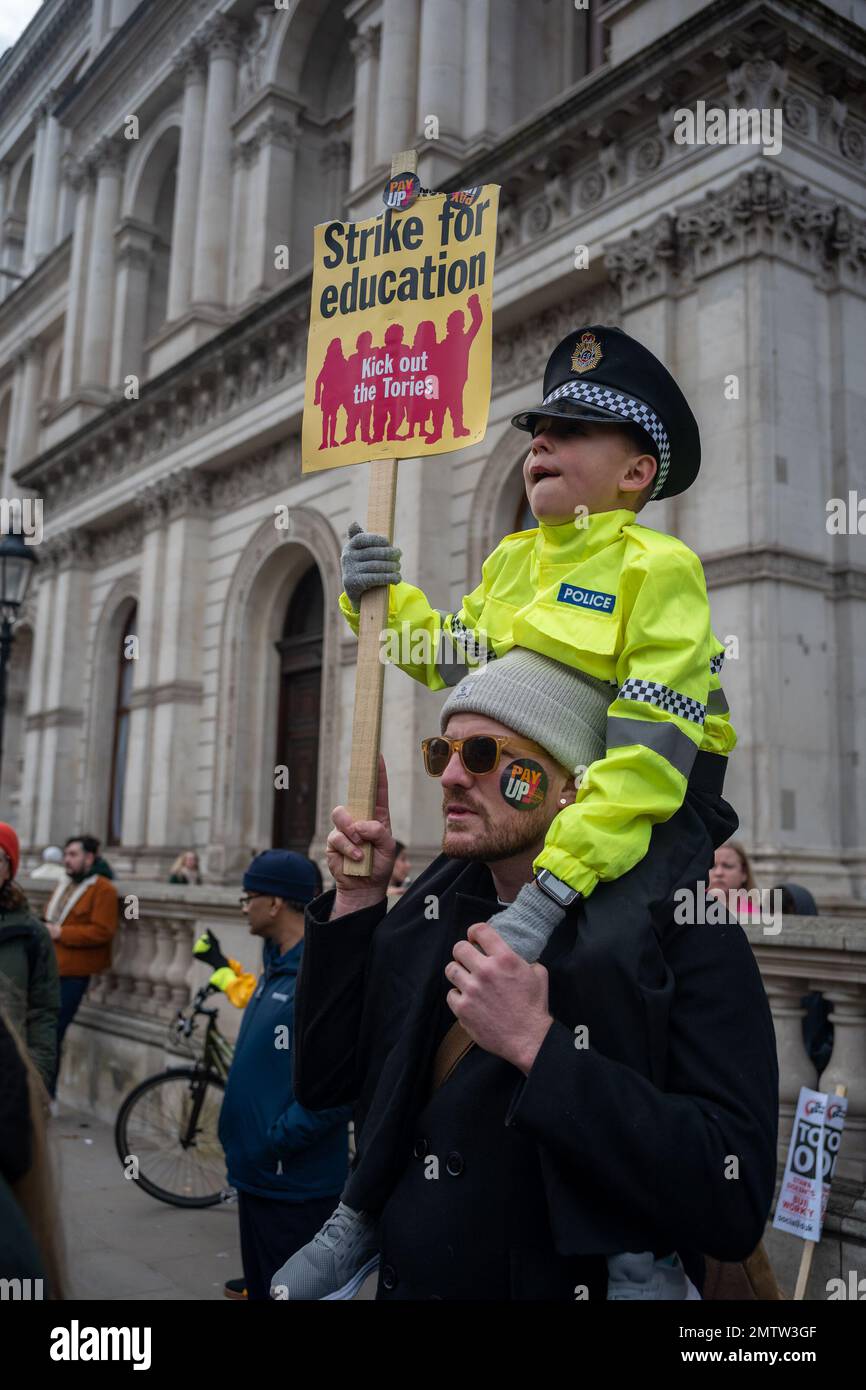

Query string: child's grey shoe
270 1202 380 1301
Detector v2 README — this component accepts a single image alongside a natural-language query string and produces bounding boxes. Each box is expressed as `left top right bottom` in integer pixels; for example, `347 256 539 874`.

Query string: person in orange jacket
44 835 119 1097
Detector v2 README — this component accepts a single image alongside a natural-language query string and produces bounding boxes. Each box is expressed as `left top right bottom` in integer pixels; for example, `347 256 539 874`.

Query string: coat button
413 1137 428 1159
445 1150 464 1177
381 1264 398 1291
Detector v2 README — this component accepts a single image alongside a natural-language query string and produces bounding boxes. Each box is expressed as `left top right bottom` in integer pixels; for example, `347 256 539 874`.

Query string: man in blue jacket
218 850 351 1300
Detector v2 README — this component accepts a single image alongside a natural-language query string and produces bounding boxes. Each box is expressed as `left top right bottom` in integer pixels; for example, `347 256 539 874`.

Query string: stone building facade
0 0 864 916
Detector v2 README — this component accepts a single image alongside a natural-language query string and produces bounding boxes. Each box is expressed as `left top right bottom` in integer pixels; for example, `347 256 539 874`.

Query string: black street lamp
0 531 38 792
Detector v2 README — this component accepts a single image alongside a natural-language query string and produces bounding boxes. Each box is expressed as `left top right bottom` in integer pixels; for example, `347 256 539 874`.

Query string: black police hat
511 325 700 500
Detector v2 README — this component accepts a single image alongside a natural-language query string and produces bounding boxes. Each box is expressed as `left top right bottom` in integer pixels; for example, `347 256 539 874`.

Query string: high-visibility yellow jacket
339 508 735 898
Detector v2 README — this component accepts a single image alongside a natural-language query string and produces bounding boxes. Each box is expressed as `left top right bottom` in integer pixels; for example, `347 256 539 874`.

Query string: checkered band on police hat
540 380 671 500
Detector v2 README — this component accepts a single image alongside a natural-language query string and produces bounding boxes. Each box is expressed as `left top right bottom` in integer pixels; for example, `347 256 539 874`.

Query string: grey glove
341 520 402 610
489 878 566 963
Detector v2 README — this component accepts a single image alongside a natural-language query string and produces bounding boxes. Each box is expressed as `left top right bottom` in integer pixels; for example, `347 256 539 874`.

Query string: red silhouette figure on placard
315 337 349 449
342 330 374 445
371 324 406 444
398 319 438 441
425 292 483 443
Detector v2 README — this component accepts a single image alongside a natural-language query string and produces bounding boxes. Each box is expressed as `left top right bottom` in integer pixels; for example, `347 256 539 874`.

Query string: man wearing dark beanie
216 850 351 1300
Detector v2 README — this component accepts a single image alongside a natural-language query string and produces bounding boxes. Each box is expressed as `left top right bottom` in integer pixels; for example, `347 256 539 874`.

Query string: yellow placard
302 186 500 472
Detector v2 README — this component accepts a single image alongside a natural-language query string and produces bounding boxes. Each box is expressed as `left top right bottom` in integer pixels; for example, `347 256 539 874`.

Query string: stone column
819 984 866 1183
191 16 241 308
8 338 43 478
17 562 55 849
90 0 111 50
122 484 168 848
349 26 380 188
242 112 299 299
375 0 420 161
31 92 62 261
463 0 514 140
22 105 46 274
29 535 91 846
764 976 813 1162
0 160 10 293
80 137 126 389
417 0 464 140
145 469 208 849
228 139 255 305
59 155 93 398
167 42 207 320
320 139 351 227
109 223 155 388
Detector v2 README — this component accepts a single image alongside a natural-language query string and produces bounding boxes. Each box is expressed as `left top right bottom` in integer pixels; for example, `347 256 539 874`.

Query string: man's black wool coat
294 843 779 1301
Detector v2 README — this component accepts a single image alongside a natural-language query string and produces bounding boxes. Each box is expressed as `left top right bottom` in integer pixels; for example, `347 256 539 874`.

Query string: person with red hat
0 822 60 1091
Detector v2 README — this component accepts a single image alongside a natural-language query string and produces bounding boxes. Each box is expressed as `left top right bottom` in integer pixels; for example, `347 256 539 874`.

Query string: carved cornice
172 40 207 83
135 468 209 531
350 25 381 64
17 284 309 509
129 681 203 711
97 517 144 566
87 135 128 177
701 547 866 595
605 169 866 309
830 567 866 600
72 0 215 149
0 0 89 111
249 112 301 151
61 153 92 193
116 244 152 272
209 445 298 511
492 286 622 390
320 138 351 174
25 706 83 732
197 14 243 61
37 531 93 575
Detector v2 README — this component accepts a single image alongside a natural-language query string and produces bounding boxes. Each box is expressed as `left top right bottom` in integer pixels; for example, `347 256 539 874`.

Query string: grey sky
0 0 44 57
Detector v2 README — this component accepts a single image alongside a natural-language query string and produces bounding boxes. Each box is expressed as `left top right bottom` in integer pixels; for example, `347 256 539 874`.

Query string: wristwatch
536 869 582 908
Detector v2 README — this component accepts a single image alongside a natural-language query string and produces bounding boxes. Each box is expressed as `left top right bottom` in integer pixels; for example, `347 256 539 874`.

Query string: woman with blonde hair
708 838 759 916
169 850 202 885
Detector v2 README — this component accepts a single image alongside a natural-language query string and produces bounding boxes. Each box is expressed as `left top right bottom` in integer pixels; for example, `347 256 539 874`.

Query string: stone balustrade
23 878 866 1296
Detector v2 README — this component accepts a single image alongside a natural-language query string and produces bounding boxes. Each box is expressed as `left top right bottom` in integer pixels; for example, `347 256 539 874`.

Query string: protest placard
301 152 499 873
302 184 499 472
772 1084 848 1298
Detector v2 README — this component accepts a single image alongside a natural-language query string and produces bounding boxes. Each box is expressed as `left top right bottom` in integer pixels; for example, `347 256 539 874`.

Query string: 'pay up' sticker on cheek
500 759 547 810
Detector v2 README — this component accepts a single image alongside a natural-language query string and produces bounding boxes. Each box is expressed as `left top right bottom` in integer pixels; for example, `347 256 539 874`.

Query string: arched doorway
272 567 324 851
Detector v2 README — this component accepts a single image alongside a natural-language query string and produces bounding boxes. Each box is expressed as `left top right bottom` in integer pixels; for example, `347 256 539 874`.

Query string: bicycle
114 984 236 1208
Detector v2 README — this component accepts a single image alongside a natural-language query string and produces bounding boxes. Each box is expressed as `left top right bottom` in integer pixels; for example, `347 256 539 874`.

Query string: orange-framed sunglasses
421 734 544 778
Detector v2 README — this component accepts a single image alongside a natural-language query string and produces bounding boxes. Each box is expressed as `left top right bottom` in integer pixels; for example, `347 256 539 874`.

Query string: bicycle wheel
115 1067 228 1208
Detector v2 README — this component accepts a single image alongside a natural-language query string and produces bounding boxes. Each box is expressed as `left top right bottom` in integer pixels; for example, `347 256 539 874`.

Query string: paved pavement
51 1102 377 1301
52 1102 242 1301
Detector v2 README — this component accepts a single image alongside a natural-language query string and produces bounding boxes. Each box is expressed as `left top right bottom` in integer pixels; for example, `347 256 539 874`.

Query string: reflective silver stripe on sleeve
707 687 729 715
606 715 699 779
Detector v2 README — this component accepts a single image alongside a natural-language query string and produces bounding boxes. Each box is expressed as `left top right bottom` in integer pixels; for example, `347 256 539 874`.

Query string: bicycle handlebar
174 984 221 1038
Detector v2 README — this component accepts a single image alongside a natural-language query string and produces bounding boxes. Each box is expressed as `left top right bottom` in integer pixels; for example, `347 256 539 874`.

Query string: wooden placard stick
342 149 418 877
792 1082 847 1301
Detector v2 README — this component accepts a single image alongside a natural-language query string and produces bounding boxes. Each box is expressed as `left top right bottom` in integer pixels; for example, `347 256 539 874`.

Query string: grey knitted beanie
439 648 611 775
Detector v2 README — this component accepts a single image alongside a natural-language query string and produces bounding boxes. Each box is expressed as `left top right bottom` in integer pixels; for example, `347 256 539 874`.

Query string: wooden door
272 568 323 852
